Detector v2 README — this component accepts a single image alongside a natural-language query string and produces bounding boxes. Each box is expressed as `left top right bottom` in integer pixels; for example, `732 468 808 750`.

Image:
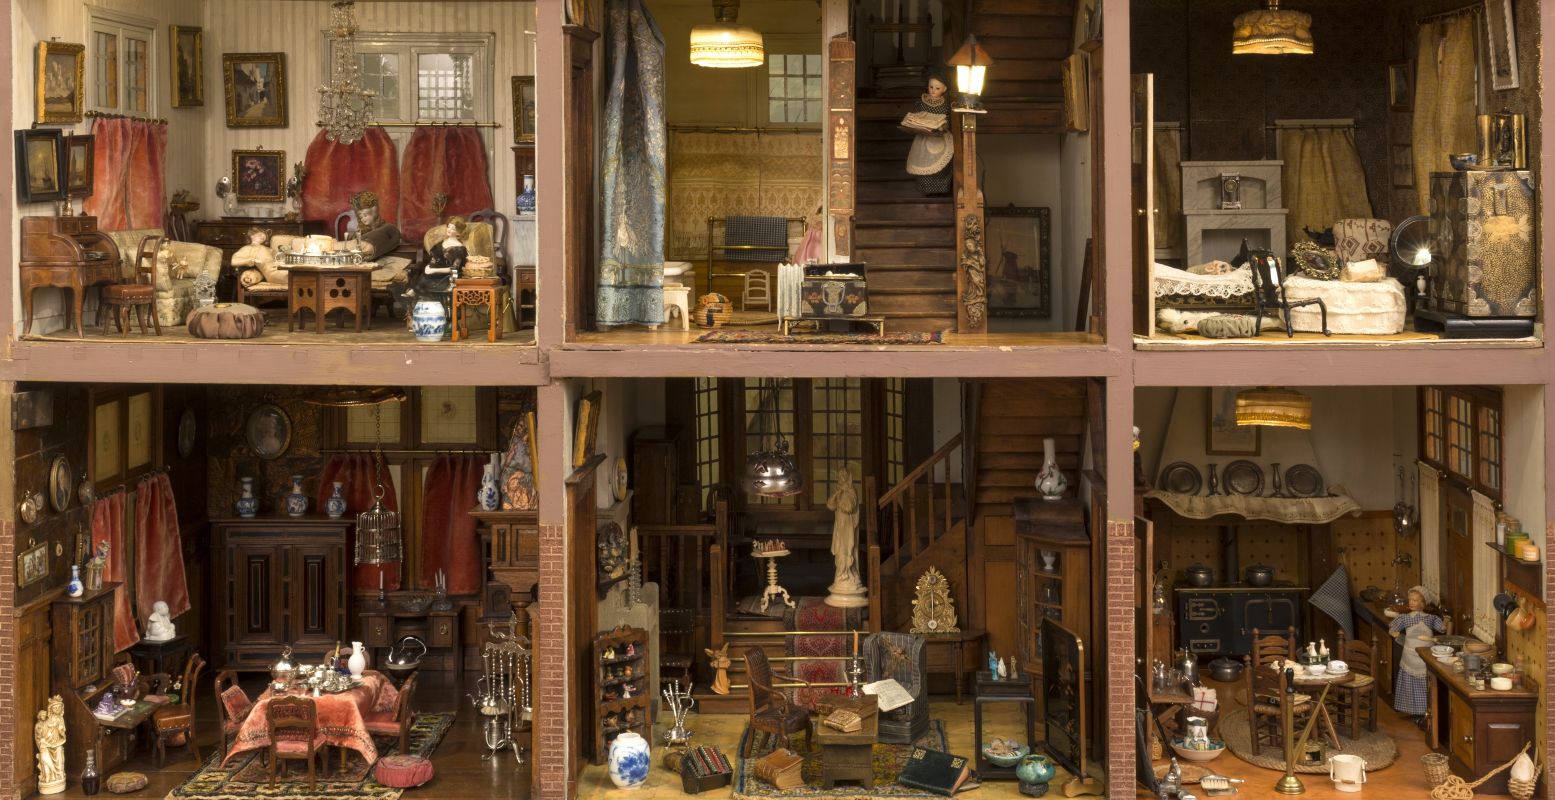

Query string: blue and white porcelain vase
325 481 348 519
236 477 260 518
284 475 309 517
412 299 447 342
607 731 651 789
516 174 537 215
478 464 501 511
66 565 84 598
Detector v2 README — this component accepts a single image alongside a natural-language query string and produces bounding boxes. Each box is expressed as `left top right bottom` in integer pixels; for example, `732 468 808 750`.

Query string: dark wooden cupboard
213 516 351 670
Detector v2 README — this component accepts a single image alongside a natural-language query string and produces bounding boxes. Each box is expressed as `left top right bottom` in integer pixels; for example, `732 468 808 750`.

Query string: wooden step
870 286 958 296
973 0 1074 15
983 79 1064 102
864 271 958 291
978 449 1080 470
859 157 915 180
854 246 955 267
978 38 1071 62
980 464 1078 487
867 295 957 315
980 380 1087 402
968 13 1071 39
983 58 1064 83
978 431 1087 453
857 201 955 222
857 178 923 201
853 224 954 248
975 483 1080 506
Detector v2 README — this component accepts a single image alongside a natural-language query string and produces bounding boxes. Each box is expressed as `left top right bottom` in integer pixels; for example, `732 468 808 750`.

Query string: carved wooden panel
828 35 856 261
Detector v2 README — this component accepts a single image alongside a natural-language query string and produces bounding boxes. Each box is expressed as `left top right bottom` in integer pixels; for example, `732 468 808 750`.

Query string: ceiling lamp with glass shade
1235 387 1313 430
1232 0 1314 56
743 379 803 497
690 0 765 69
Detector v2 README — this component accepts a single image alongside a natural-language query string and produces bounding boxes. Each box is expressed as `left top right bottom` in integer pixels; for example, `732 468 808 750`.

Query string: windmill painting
986 206 1052 319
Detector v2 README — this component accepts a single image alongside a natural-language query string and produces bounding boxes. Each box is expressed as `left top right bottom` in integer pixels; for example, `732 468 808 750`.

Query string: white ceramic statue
824 466 869 608
145 600 176 642
35 695 65 795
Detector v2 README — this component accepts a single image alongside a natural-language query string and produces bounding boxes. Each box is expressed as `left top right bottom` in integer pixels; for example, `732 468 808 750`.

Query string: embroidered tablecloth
223 671 395 765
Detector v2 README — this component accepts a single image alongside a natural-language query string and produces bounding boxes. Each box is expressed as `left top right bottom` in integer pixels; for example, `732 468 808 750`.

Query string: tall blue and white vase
236 477 260 518
325 481 348 519
412 299 447 342
66 565 84 598
478 464 501 511
516 174 537 215
607 731 651 789
285 475 309 517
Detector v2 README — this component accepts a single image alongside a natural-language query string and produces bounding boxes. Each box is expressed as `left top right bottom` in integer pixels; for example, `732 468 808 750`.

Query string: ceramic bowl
1449 153 1480 171
1492 662 1515 675
1463 640 1493 655
1491 677 1514 691
1307 664 1328 676
1171 739 1228 763
982 741 1029 767
1326 660 1349 674
1430 645 1455 658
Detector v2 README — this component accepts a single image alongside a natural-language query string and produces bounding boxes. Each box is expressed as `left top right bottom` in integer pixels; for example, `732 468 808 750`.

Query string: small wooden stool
452 278 504 342
663 285 690 331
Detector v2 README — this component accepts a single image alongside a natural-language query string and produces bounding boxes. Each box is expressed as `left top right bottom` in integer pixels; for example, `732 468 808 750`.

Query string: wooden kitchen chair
1331 633 1380 737
743 647 812 757
1245 657 1314 756
98 234 162 335
151 653 205 766
1250 627 1298 667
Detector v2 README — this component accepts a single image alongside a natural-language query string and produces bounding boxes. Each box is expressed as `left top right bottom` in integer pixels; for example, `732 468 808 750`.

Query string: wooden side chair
98 234 162 335
363 671 418 755
742 269 772 312
1239 239 1330 338
1249 626 1298 667
742 647 812 757
151 653 205 766
266 696 326 790
1245 657 1314 756
214 670 253 762
1331 632 1380 738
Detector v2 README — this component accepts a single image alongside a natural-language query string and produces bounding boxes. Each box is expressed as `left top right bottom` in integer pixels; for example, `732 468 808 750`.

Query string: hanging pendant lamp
1235 387 1313 430
1232 0 1314 56
743 379 803 497
690 0 765 68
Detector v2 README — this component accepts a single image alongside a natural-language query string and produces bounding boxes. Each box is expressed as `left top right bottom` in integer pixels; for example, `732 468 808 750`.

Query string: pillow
106 772 148 793
1341 258 1387 283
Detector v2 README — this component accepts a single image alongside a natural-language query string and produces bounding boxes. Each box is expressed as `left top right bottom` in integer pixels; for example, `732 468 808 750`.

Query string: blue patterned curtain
597 0 667 327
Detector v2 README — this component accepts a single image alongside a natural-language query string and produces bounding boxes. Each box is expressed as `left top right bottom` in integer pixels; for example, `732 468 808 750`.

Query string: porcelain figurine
902 75 953 196
478 464 501 511
145 600 176 642
35 696 65 795
236 477 259 518
988 649 1000 677
403 217 467 337
66 565 84 598
997 657 1009 680
607 730 651 789
348 191 402 259
824 466 869 608
325 481 348 519
347 641 368 678
284 475 309 517
1035 437 1068 500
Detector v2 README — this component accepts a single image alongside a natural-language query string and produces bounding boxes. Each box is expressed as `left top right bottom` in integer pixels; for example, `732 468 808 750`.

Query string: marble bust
145 600 176 642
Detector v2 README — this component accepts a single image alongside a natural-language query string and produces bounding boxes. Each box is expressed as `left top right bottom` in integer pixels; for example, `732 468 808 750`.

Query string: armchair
863 632 929 744
743 647 813 757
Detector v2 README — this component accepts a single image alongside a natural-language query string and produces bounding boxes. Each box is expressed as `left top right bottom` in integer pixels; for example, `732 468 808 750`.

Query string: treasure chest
800 263 868 318
1429 170 1537 318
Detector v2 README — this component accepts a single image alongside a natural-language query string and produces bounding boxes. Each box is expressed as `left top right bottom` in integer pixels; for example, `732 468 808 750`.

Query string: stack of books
753 748 805 790
679 745 732 794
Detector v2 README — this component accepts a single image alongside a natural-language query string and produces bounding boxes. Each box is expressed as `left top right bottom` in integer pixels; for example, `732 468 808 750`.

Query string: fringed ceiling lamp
743 379 803 498
318 0 377 143
1235 387 1313 430
1232 0 1314 56
690 0 765 69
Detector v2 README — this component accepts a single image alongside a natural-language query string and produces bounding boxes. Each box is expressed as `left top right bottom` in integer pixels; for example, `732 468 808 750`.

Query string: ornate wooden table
287 265 375 333
451 277 505 342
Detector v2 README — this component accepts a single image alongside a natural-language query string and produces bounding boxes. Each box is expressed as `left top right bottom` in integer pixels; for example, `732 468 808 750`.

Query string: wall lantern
947 35 992 114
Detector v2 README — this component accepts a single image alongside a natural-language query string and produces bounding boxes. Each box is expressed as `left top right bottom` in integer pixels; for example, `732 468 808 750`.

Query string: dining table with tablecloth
222 670 398 766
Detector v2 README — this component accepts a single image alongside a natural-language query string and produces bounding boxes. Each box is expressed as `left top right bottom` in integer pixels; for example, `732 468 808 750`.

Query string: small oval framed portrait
177 407 197 459
245 403 292 460
48 455 73 513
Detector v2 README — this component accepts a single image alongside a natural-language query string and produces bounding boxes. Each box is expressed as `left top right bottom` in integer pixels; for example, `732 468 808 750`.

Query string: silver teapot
271 645 297 690
387 636 426 667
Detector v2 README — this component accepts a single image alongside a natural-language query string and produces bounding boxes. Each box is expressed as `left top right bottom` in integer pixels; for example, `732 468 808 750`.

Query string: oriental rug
786 597 861 710
166 712 452 800
732 720 950 799
694 330 945 345
1219 708 1398 773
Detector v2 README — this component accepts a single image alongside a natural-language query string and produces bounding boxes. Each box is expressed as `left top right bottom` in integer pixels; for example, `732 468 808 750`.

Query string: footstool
186 303 266 339
662 285 690 331
374 754 435 788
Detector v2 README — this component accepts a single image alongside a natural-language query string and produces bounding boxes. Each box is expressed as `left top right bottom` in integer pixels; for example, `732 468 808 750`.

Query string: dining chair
1249 626 1298 667
1245 657 1314 756
743 647 812 757
363 672 419 755
98 234 162 335
267 696 326 790
214 670 253 762
1331 633 1380 737
151 653 205 766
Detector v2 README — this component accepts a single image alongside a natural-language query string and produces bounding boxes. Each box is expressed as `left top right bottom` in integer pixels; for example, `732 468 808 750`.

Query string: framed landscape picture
512 76 536 144
233 149 285 202
1206 387 1260 456
36 41 85 124
171 25 204 107
222 52 287 127
15 129 65 203
64 134 94 197
986 206 1053 319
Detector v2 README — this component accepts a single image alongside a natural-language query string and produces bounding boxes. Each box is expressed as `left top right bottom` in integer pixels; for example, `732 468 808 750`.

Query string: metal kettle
387 636 427 667
271 645 297 689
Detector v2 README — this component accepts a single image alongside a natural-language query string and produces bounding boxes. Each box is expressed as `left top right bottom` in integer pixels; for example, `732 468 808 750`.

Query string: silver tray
275 246 366 267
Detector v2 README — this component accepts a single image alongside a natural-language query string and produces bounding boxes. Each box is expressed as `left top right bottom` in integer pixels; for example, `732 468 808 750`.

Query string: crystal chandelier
318 0 377 144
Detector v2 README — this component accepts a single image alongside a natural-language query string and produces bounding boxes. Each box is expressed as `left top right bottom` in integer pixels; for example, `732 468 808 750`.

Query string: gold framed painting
233 149 286 202
170 25 204 108
64 134 94 197
17 539 49 588
573 390 601 467
222 52 287 127
15 129 65 204
93 398 123 485
127 391 153 472
37 41 85 124
512 76 536 144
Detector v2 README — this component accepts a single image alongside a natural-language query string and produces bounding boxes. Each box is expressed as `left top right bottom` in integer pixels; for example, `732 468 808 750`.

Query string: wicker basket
1422 753 1451 787
463 256 495 278
1509 774 1537 800
694 293 734 328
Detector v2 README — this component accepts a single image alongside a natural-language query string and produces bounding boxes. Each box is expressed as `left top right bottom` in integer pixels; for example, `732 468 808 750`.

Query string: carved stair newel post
828 34 857 262
954 111 987 332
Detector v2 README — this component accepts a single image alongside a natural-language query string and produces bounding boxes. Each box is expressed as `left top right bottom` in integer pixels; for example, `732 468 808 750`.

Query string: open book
863 678 915 712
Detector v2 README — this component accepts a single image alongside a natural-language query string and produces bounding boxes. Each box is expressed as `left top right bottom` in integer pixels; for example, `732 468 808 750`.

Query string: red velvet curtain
398 126 495 243
316 453 402 590
418 455 485 594
91 491 139 652
83 118 166 231
135 473 190 623
301 127 401 226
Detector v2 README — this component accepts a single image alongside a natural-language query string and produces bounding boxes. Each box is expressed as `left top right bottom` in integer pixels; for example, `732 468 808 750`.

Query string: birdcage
356 480 402 565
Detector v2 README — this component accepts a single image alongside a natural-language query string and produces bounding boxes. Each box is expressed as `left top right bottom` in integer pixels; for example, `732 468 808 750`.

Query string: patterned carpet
166 712 453 799
695 330 945 345
731 720 953 799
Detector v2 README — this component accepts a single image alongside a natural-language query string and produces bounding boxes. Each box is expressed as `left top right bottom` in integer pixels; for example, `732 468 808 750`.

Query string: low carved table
451 278 505 342
816 695 878 788
287 265 375 333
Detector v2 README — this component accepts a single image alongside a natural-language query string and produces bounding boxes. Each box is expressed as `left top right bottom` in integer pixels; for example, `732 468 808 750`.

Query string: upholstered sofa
234 234 411 311
104 229 223 327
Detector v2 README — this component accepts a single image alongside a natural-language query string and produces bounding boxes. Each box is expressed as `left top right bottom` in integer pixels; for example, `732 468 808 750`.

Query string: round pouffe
105 772 149 794
186 303 266 340
374 754 436 788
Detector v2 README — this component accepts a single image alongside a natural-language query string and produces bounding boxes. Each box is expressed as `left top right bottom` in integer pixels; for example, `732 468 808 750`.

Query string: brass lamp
947 35 992 114
1235 387 1312 430
690 0 764 69
1232 0 1314 56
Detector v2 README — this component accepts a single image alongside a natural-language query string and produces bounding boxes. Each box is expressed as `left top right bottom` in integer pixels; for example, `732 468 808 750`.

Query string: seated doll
397 217 469 332
232 227 282 289
349 190 403 259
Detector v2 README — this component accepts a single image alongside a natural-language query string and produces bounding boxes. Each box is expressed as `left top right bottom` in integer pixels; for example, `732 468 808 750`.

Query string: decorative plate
48 454 73 513
1285 464 1325 497
1223 460 1263 496
1159 462 1202 496
611 457 628 503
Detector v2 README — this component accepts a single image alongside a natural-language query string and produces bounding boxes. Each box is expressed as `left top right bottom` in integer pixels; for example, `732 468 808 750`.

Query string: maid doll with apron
1389 584 1446 723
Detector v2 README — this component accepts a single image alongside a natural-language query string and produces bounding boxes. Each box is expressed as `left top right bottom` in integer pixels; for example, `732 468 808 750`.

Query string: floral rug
731 720 952 799
694 329 945 345
166 712 452 799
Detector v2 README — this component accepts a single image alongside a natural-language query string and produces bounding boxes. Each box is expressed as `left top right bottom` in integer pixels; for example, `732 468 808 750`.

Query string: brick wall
1545 522 1553 795
0 518 14 800
535 521 568 799
1105 520 1135 800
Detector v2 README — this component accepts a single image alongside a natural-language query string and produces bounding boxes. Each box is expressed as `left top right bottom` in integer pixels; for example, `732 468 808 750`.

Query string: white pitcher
1328 754 1366 792
348 641 368 678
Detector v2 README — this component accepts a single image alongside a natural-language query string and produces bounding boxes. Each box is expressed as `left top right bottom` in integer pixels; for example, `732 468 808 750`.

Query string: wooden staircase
854 96 960 333
971 380 1086 515
960 0 1073 134
869 433 971 630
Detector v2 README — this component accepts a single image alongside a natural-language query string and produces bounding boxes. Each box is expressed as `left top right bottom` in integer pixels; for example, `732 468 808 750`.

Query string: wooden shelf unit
591 625 651 764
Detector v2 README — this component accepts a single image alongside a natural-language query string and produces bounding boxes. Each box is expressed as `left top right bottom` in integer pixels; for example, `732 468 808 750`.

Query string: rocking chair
1237 239 1330 337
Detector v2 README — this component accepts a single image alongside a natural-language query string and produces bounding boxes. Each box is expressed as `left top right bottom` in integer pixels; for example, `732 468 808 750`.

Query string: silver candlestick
848 653 866 697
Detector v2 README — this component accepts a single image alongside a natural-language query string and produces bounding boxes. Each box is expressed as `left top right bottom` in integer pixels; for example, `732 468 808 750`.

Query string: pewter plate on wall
1159 462 1201 495
1223 460 1263 496
1285 464 1325 498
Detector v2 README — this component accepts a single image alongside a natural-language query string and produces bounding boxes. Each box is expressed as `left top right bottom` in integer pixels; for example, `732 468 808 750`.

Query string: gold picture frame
512 76 536 144
573 390 601 467
1061 53 1088 133
36 41 85 124
232 149 286 202
17 539 49 589
64 134 94 197
222 52 288 127
171 25 204 108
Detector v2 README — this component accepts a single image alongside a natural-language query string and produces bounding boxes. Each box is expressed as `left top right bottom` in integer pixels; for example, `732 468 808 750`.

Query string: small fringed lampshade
1232 0 1314 56
1235 387 1313 430
690 0 764 68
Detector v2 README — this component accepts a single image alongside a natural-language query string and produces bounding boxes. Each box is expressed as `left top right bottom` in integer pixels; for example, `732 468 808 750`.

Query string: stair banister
952 107 987 333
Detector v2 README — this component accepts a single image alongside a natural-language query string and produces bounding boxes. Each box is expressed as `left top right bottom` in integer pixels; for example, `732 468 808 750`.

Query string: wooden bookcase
591 625 651 764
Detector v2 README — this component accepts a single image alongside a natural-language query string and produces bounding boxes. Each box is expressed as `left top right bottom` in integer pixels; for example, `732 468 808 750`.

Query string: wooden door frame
566 453 604 778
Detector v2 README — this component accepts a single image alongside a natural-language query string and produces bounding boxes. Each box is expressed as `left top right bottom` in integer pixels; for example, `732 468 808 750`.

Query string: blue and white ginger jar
607 731 651 789
412 299 447 342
